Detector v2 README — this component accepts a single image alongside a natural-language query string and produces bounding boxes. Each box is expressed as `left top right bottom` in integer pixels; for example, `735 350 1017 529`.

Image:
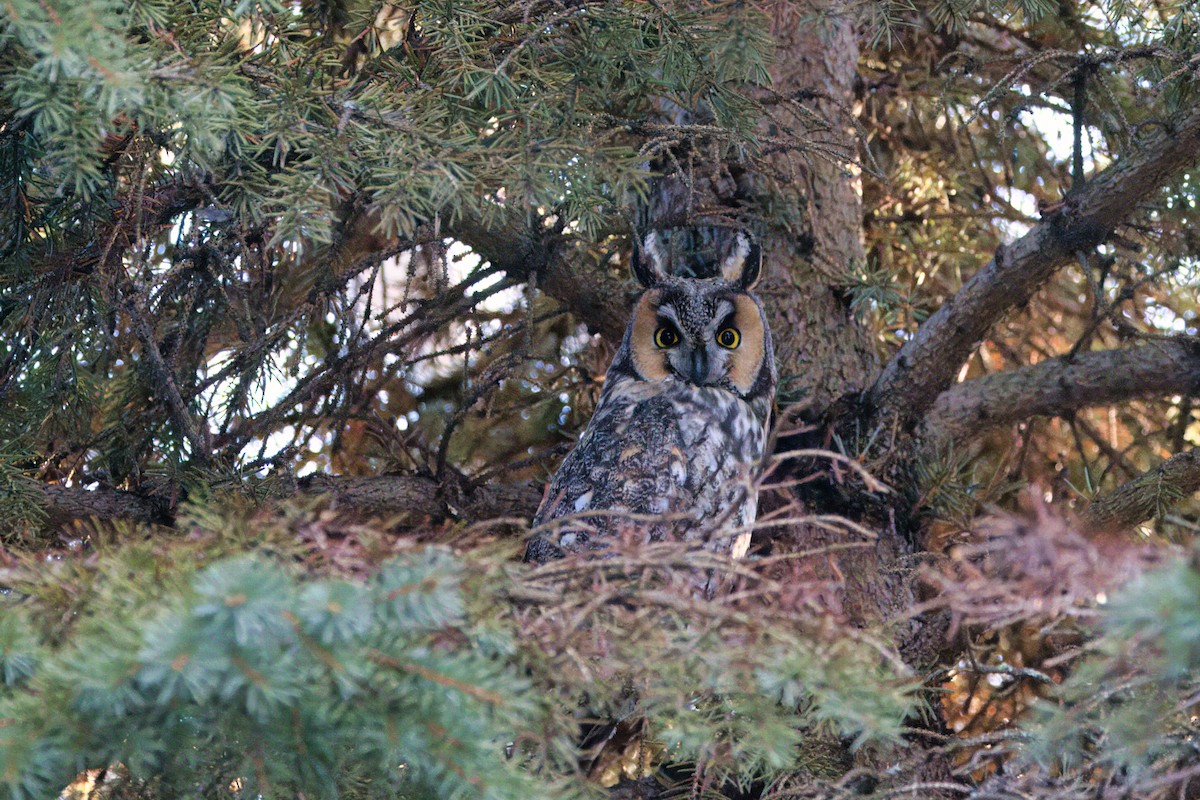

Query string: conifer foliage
0 0 768 489
0 505 915 799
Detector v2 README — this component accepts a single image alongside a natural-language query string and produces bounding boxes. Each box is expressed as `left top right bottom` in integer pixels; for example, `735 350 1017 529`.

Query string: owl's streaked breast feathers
524 233 777 563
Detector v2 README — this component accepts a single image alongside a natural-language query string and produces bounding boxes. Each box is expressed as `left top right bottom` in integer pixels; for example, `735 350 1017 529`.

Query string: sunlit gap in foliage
195 237 595 477
994 88 1104 242
431 239 598 454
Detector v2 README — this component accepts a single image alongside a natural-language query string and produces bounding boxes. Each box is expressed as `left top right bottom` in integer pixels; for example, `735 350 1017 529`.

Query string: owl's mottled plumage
525 233 777 563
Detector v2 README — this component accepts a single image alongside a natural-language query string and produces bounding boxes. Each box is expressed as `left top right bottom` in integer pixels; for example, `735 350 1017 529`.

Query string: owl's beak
688 348 709 385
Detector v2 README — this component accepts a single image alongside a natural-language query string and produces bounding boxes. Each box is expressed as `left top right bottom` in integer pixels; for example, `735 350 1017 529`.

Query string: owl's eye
654 324 680 348
716 327 741 349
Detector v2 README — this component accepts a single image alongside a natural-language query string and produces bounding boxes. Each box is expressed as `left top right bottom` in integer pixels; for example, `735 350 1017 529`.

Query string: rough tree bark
747 5 925 650
867 101 1200 432
38 484 173 528
921 337 1200 444
754 4 880 410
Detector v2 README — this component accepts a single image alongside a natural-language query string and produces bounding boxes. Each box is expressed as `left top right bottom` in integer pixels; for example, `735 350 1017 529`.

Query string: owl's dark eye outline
654 324 680 349
716 327 741 349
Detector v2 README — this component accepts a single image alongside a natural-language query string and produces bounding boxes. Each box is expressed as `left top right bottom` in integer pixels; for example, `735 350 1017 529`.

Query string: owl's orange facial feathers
630 290 671 382
725 295 766 394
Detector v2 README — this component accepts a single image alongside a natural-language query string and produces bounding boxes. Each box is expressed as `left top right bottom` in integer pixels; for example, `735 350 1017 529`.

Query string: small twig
125 295 212 465
770 448 891 494
955 661 1056 685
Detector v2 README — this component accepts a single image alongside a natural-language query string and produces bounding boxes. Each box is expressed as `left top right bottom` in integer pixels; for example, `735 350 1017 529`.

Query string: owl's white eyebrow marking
656 304 681 325
711 300 736 329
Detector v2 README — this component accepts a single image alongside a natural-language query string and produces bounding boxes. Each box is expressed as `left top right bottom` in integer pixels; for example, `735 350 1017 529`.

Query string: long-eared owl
524 233 777 563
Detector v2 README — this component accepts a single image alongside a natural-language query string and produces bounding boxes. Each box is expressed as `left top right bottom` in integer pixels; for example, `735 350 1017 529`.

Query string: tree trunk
751 6 952 686
757 3 879 409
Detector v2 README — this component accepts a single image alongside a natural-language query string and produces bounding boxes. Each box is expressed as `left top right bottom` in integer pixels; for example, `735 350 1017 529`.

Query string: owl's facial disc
628 287 768 397
724 295 766 395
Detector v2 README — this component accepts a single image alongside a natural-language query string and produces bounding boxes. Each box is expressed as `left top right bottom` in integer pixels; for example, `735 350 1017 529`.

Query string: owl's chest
562 382 766 512
599 387 756 465
527 379 769 562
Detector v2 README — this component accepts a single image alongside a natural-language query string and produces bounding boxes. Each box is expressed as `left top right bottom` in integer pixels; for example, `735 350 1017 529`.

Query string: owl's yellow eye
716 327 740 349
654 324 680 348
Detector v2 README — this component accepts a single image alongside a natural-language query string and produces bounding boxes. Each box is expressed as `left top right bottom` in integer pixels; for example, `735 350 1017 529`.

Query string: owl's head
612 233 776 403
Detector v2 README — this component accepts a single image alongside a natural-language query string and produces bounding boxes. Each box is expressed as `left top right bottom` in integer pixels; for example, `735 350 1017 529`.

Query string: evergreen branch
867 100 1200 430
1084 448 1200 531
365 650 507 705
47 176 206 278
920 337 1200 443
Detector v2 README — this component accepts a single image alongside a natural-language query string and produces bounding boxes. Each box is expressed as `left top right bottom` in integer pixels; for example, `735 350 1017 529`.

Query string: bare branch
39 484 173 527
296 474 540 523
448 213 632 342
1084 448 1200 531
921 337 1200 443
126 296 212 464
867 101 1200 429
34 475 540 529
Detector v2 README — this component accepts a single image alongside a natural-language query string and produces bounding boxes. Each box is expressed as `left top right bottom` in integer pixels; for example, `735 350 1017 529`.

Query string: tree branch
35 475 540 529
447 213 632 343
333 203 634 344
295 474 540 522
39 484 173 528
867 101 1200 429
47 176 206 277
921 337 1200 443
126 296 212 464
1083 448 1200 530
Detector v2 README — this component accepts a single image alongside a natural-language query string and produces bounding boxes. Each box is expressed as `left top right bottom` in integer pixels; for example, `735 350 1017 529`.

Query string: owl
524 233 777 563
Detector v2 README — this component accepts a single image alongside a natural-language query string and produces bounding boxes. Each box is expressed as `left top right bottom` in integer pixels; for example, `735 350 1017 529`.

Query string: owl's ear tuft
631 232 670 288
718 233 762 290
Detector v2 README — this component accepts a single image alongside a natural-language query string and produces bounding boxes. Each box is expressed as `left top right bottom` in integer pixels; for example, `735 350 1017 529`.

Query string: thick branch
1084 448 1200 531
535 248 631 343
324 204 634 343
36 475 540 529
921 338 1200 443
295 474 540 522
868 102 1200 429
39 484 173 528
